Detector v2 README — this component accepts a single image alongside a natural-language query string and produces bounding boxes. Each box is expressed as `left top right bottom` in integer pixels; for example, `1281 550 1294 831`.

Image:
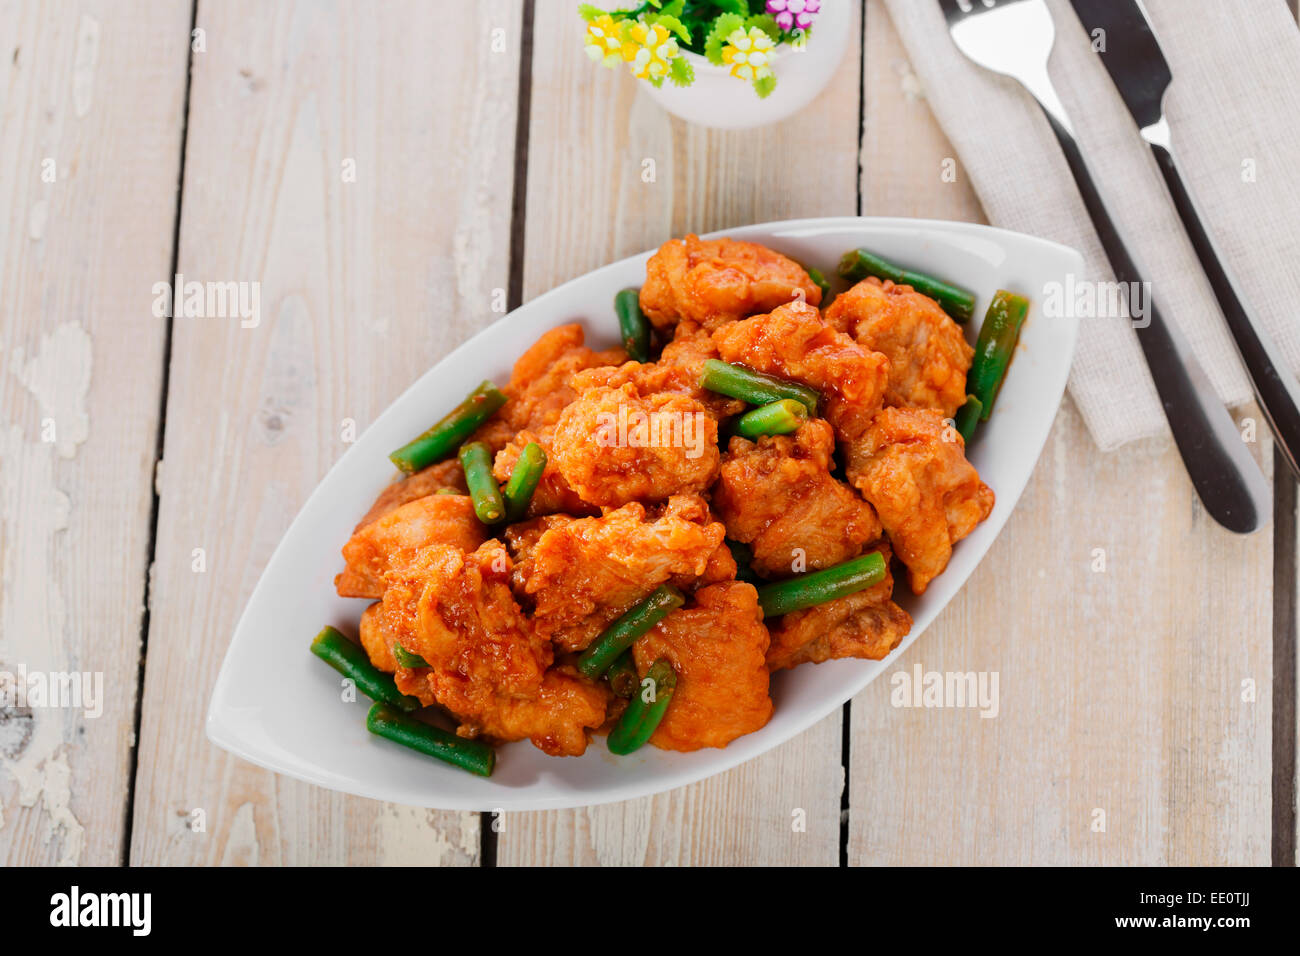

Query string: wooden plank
0 0 190 865
847 0 1273 865
128 0 522 865
495 5 863 866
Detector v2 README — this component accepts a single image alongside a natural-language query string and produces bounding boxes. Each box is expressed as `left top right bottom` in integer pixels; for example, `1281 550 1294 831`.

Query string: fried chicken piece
765 544 912 670
712 300 889 446
849 407 994 594
551 383 720 507
714 420 881 578
825 277 973 418
573 321 746 419
515 496 726 651
353 460 467 531
379 542 608 756
336 494 486 599
502 323 626 434
640 234 822 332
359 601 398 674
632 582 772 751
429 667 610 758
493 428 595 518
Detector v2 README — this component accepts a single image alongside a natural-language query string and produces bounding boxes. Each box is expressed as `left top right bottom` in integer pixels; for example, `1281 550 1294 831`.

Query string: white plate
206 217 1082 811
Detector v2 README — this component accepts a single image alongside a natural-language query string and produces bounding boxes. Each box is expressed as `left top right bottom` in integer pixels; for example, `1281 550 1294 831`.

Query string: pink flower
766 0 820 32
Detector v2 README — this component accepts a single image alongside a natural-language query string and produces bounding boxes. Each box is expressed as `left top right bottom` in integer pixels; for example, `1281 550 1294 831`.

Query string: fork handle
1149 141 1300 483
1042 110 1271 533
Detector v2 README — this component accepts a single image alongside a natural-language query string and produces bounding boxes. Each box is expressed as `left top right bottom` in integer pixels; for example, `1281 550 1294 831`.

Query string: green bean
458 441 506 524
953 394 982 444
392 643 429 669
615 288 651 363
366 702 495 777
576 585 685 679
605 650 640 698
837 248 976 323
755 551 887 618
389 380 507 475
699 359 820 414
805 265 831 301
502 441 547 523
310 626 422 712
726 539 761 585
607 659 677 756
734 399 807 438
969 290 1030 421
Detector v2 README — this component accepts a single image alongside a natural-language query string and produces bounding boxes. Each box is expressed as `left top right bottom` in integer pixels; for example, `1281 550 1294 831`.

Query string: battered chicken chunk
714 420 881 578
380 541 608 756
825 277 973 418
572 321 746 419
766 544 912 670
336 494 486 599
632 582 773 751
493 428 595 518
712 300 889 447
515 495 727 651
359 601 398 674
849 407 994 594
501 322 626 434
354 459 467 531
641 234 822 332
551 383 720 507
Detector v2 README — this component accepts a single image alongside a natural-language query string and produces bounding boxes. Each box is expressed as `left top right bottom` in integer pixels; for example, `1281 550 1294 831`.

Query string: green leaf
650 12 691 43
668 55 695 87
578 4 607 21
647 74 665 88
660 0 684 16
745 12 781 42
753 73 776 98
704 12 746 64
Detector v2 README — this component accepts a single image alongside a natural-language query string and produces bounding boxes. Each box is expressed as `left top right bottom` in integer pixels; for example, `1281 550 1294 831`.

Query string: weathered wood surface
0 0 191 866
127 0 521 865
846 0 1274 865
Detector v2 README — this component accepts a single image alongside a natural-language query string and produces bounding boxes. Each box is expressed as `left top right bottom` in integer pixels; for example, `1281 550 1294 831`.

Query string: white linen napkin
880 0 1300 450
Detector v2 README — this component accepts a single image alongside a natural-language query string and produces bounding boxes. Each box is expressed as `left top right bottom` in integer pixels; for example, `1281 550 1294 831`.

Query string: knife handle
1148 141 1300 483
1041 109 1270 533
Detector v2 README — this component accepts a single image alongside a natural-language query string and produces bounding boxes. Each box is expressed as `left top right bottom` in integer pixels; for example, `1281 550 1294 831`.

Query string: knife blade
1069 0 1300 482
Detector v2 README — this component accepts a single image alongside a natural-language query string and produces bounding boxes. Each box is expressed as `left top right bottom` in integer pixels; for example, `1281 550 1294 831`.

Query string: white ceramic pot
640 0 852 129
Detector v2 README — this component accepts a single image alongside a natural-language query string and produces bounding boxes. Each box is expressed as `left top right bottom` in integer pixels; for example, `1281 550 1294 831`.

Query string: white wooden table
1 0 1295 866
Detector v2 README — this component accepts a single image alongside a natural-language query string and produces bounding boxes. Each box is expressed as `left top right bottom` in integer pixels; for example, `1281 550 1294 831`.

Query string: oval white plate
207 217 1082 811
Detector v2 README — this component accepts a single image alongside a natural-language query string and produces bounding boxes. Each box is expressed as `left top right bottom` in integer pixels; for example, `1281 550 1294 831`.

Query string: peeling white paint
72 16 99 118
27 200 47 241
10 321 92 459
38 751 83 866
377 805 478 865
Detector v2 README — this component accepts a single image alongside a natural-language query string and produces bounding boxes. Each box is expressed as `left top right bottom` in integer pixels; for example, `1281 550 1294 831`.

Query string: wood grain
846 0 1274 865
127 0 522 865
0 0 191 865
494 4 864 867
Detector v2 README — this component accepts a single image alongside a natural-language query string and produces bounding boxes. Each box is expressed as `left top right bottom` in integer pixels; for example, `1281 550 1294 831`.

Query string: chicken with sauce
316 234 1004 775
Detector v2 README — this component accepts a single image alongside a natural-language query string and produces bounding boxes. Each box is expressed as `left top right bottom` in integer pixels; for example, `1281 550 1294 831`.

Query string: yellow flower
722 26 775 82
583 14 625 68
622 21 679 81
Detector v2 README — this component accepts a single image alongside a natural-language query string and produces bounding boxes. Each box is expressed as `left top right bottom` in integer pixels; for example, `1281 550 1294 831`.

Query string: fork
939 0 1271 534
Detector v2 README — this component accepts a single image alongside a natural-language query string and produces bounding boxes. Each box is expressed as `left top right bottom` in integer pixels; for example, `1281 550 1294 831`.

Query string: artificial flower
583 13 625 68
622 20 681 82
721 26 775 82
766 0 821 32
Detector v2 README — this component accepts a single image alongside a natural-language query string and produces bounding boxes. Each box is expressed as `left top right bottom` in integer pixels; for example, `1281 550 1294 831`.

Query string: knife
1069 0 1300 483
